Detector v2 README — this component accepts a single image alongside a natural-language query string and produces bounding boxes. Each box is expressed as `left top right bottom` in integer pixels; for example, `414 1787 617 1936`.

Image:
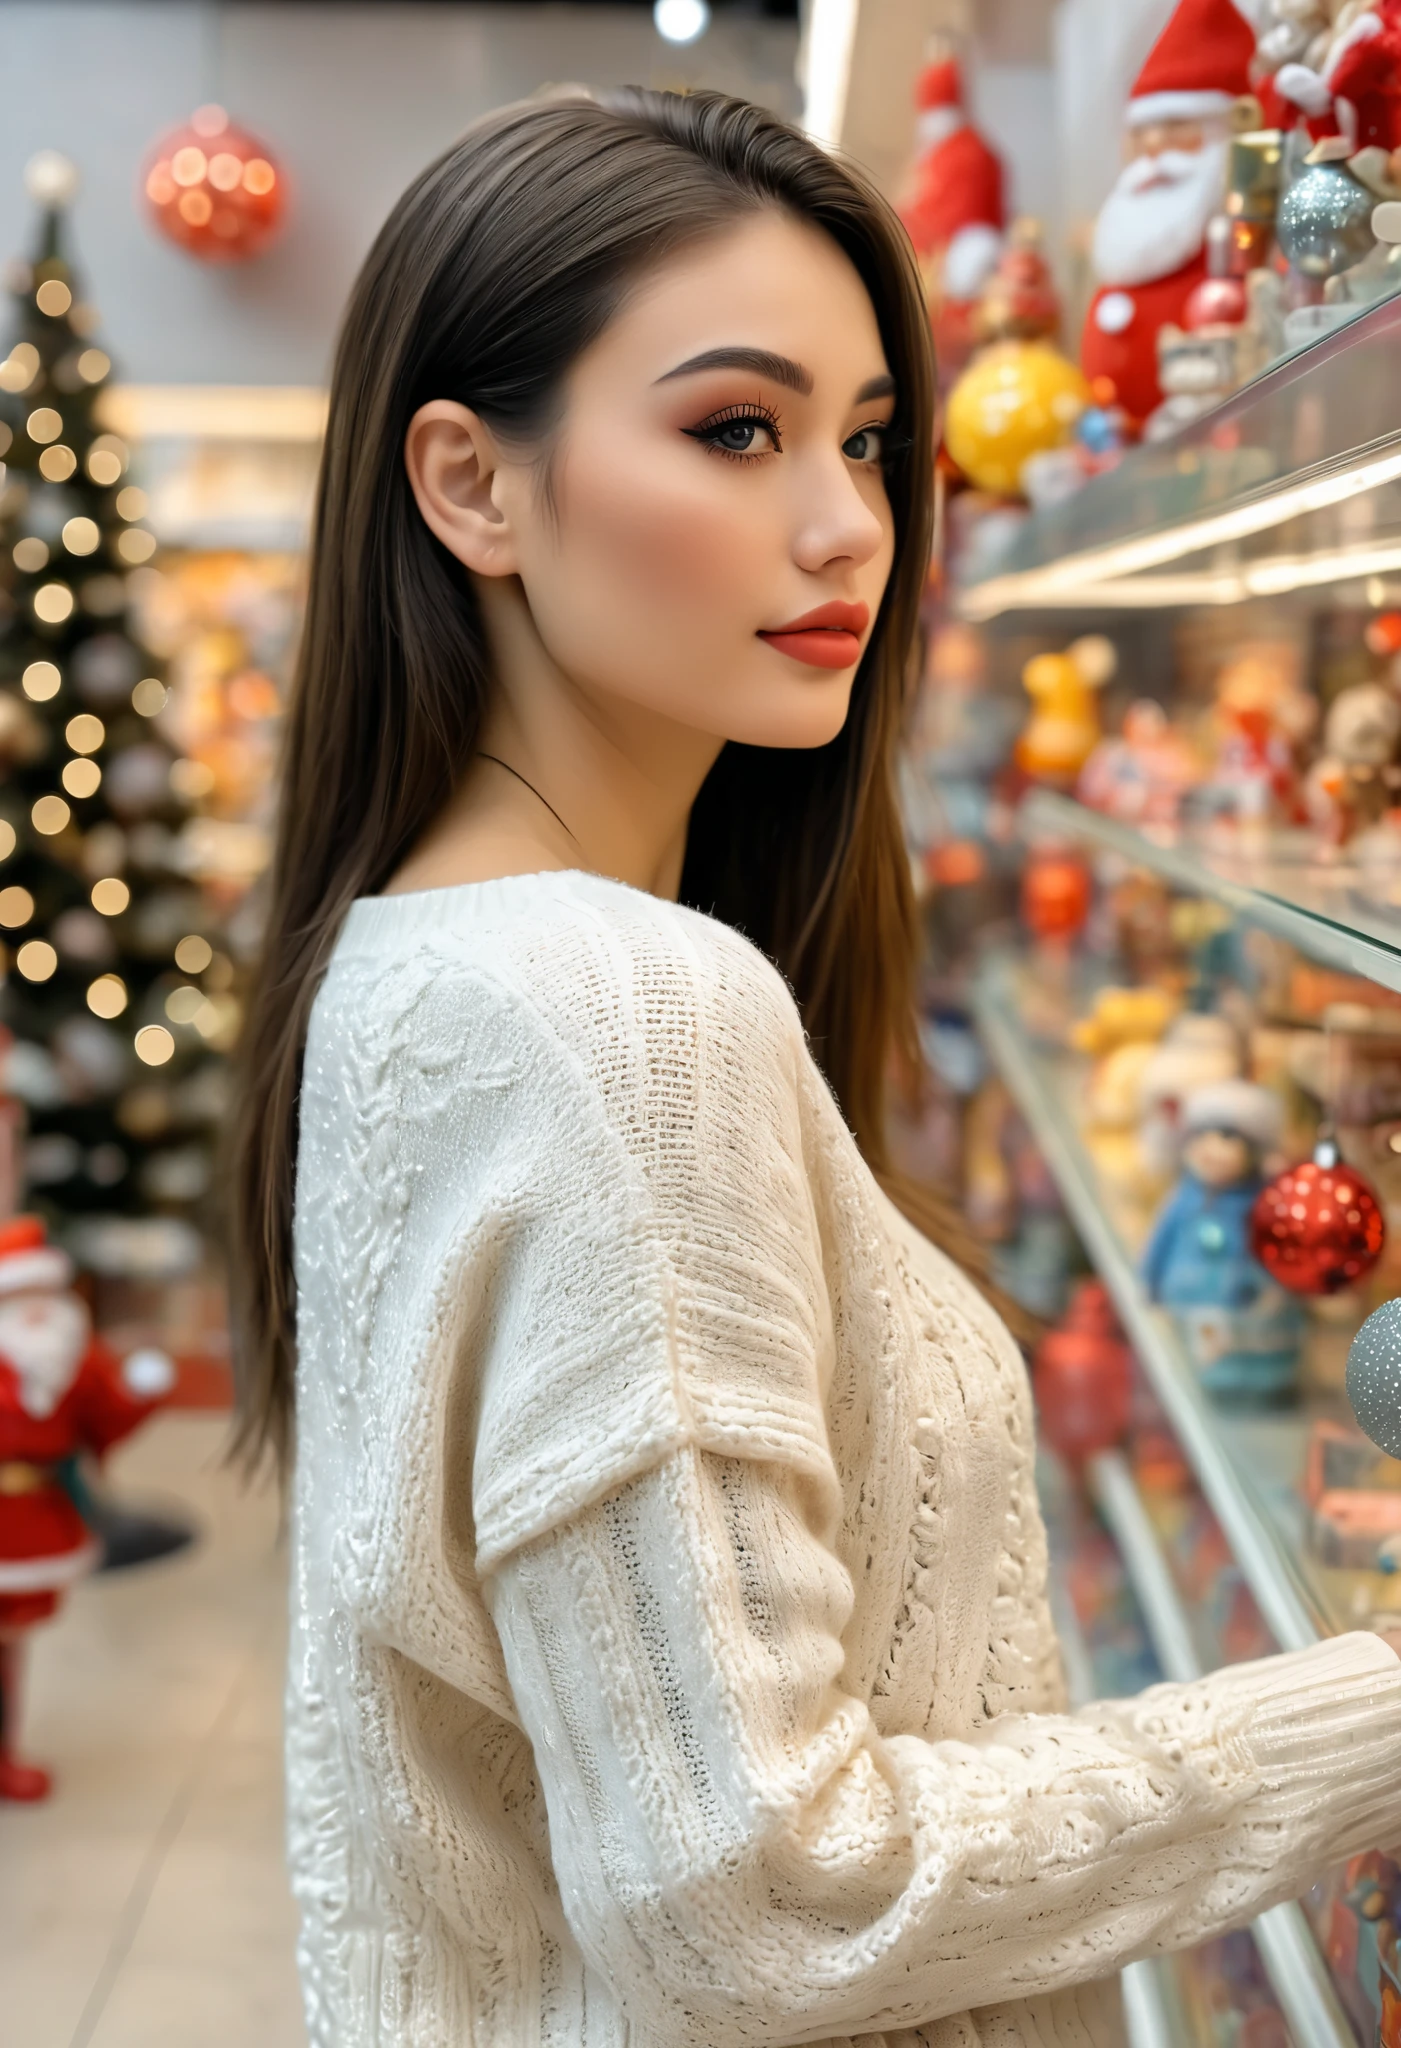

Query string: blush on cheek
574 455 754 615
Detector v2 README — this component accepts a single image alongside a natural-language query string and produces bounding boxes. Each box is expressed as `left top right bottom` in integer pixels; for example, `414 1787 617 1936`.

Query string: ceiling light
654 0 709 43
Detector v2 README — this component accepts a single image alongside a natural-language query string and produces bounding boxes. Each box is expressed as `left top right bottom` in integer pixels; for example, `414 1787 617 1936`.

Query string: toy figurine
896 54 1005 379
1138 1011 1244 1189
1015 636 1116 784
1080 0 1256 425
1033 1280 1133 1461
1143 1080 1303 1402
1305 680 1401 844
0 1215 174 1798
1204 648 1314 826
1077 698 1201 826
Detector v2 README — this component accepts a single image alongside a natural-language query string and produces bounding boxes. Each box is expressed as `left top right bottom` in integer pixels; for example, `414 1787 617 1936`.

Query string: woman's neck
383 575 723 900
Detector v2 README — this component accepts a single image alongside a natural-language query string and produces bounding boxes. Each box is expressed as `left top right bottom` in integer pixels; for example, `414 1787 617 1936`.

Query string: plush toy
0 1215 174 1799
1143 1078 1303 1402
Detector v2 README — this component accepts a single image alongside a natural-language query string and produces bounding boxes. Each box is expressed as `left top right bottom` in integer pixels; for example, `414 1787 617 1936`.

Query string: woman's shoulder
321 869 805 1091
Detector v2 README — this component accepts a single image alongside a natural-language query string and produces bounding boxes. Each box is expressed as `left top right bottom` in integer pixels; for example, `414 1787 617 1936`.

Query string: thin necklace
477 753 582 850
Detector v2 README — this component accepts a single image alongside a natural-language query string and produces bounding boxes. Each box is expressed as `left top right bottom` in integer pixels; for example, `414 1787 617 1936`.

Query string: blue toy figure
1142 1078 1302 1404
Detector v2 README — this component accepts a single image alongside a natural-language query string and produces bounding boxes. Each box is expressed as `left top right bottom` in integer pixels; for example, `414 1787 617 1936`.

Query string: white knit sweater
288 871 1401 2048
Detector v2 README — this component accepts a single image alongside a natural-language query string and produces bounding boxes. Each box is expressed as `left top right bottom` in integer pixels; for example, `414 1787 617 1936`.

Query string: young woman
233 88 1401 2048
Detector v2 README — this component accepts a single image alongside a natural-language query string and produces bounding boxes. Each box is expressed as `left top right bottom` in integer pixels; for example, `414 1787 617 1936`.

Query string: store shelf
954 294 1401 621
972 957 1333 1654
1086 1458 1351 2043
1021 788 1401 997
1085 1451 1357 2048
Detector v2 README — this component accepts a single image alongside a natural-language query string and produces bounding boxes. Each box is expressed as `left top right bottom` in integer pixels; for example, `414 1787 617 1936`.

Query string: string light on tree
141 104 286 263
0 149 227 1265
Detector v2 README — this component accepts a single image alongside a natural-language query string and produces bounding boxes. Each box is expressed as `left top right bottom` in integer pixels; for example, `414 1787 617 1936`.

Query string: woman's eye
711 420 772 454
684 404 783 463
843 424 886 463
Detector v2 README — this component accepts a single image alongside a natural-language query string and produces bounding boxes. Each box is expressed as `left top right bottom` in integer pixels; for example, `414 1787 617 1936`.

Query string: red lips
757 600 870 671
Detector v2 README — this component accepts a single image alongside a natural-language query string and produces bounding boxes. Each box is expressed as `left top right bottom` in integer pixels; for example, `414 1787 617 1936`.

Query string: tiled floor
0 1413 306 2048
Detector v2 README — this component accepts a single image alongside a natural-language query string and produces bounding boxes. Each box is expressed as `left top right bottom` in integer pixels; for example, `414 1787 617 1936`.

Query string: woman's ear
404 400 520 578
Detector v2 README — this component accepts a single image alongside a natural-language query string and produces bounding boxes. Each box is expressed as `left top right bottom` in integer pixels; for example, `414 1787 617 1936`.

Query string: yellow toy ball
944 340 1092 498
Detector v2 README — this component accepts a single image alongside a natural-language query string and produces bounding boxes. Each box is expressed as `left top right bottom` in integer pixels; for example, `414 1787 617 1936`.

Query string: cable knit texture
289 871 1401 2048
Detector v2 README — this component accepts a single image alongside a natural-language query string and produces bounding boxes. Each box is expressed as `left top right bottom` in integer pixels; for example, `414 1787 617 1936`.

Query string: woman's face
476 210 899 752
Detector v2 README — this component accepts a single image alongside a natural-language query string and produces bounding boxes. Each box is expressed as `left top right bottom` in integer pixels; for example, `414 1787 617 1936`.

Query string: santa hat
915 58 964 112
0 1214 73 1297
1127 0 1256 128
1183 1079 1283 1151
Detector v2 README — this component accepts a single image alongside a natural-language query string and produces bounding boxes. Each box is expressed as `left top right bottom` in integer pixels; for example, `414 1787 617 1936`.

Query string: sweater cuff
1217 1632 1401 1863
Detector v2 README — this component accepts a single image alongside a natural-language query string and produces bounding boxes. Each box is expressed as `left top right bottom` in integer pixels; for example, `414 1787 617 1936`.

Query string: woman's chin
714 675 856 753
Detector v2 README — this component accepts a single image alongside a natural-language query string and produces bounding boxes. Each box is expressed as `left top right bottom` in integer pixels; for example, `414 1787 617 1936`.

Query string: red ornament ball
1249 1152 1386 1296
142 104 286 264
1033 1280 1133 1461
1183 274 1248 331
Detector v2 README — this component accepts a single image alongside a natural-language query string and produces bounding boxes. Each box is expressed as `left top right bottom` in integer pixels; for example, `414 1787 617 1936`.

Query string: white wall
0 1 801 387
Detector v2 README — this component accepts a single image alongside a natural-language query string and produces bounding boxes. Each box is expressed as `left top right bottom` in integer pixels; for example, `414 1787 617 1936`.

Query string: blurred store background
6 1 1401 2045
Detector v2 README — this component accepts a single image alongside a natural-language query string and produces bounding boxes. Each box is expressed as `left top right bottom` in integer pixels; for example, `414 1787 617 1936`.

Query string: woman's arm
488 1440 1401 2048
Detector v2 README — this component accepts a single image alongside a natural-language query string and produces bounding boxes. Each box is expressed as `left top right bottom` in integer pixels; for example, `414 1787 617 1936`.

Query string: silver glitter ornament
1345 1297 1401 1458
1277 162 1377 279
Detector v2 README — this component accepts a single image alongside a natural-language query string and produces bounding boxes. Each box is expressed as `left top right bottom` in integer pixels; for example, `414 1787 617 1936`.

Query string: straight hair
230 86 1001 1473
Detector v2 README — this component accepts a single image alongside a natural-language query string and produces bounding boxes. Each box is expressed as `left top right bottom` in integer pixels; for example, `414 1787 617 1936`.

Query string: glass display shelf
1020 788 1401 998
1084 1449 1356 2048
952 293 1401 622
972 955 1401 1656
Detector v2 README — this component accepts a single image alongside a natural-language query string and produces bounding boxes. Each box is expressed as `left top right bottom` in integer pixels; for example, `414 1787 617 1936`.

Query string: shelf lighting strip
959 436 1401 620
1086 1452 1357 2048
978 538 1401 613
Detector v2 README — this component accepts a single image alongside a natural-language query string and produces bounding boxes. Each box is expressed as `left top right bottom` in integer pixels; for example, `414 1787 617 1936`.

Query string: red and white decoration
1277 2 1401 181
142 103 287 264
0 1216 174 1800
1081 0 1255 424
898 57 1005 328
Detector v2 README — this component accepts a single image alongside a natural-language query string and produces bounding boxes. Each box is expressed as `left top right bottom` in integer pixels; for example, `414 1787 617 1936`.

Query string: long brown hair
231 86 994 1473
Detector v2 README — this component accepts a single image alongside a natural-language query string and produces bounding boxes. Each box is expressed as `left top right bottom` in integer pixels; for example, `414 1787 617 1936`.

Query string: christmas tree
0 152 225 1277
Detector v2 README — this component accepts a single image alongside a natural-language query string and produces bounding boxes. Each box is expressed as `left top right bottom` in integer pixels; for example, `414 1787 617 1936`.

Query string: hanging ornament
141 104 286 264
1033 1280 1132 1462
1275 162 1377 280
1249 1139 1386 1295
1344 1298 1401 1460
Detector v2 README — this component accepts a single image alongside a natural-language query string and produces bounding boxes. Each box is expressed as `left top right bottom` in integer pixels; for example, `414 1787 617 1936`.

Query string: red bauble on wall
1249 1143 1386 1296
142 104 286 263
1033 1280 1133 1462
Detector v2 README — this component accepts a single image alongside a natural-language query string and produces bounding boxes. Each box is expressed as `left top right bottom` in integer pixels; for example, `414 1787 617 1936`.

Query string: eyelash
683 400 784 464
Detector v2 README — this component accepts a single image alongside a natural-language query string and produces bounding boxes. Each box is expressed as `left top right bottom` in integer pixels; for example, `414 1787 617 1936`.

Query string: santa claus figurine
1082 0 1257 426
0 1215 174 1800
898 54 1006 375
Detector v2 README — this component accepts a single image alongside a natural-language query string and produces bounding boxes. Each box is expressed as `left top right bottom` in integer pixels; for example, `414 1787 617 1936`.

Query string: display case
934 295 1401 2048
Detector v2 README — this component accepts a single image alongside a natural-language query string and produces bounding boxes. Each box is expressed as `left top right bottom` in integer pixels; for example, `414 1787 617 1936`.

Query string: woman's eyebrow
654 350 897 409
655 347 814 394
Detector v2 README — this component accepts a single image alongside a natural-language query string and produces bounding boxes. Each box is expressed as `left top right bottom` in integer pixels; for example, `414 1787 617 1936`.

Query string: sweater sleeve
487 1443 1401 2047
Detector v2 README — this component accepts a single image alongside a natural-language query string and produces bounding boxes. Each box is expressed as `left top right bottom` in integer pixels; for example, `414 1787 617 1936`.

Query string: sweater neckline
340 867 663 952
